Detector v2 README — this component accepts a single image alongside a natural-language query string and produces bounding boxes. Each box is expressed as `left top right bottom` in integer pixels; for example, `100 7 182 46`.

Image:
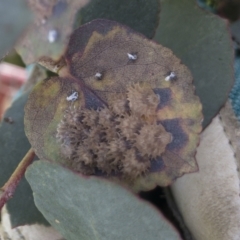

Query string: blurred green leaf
16 0 90 66
75 0 161 38
216 0 240 21
231 19 240 48
0 0 32 59
154 0 234 128
0 94 48 227
26 161 181 240
3 50 26 67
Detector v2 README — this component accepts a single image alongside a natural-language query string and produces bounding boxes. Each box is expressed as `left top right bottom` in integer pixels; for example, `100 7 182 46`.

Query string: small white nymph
48 29 58 43
127 53 137 60
165 72 176 81
66 92 78 102
95 72 102 80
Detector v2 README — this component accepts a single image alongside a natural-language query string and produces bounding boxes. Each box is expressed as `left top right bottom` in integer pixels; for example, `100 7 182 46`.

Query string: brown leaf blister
127 83 160 118
25 19 202 191
135 123 172 158
54 84 169 179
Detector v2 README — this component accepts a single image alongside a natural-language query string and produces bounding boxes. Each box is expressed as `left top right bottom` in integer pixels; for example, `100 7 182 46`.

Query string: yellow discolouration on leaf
25 77 84 163
40 81 60 106
129 171 173 192
83 27 122 57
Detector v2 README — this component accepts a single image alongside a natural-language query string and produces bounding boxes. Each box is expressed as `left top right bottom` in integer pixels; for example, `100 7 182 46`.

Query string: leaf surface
26 161 181 240
0 94 48 227
0 0 32 58
75 0 160 38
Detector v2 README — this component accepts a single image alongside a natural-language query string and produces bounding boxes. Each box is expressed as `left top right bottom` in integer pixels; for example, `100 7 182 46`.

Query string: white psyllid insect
165 72 176 81
48 29 58 43
66 92 78 102
41 18 47 24
127 53 137 60
95 72 102 80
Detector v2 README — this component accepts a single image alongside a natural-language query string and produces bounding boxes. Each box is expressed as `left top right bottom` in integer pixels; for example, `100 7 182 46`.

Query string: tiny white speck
53 65 59 72
48 29 58 43
127 53 137 60
165 72 176 81
66 92 78 102
95 72 102 79
41 18 46 24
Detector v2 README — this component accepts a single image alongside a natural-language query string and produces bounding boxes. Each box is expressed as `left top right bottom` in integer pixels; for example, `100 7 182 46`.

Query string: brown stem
0 148 35 210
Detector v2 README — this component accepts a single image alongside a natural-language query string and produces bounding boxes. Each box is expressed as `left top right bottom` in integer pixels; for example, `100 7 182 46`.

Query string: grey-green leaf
75 0 160 38
0 0 32 59
0 94 48 227
231 19 240 48
26 161 181 240
154 0 234 128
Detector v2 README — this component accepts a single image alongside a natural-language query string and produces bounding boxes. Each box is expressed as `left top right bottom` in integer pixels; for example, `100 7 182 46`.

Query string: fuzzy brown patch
56 83 171 179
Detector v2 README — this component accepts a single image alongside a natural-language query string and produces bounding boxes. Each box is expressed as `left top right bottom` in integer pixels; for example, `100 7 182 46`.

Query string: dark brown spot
160 119 188 152
149 156 165 172
83 88 105 110
153 88 172 109
4 117 14 124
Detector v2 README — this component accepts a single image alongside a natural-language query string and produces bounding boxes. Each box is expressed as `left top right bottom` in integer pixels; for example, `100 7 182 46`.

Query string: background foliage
0 0 236 239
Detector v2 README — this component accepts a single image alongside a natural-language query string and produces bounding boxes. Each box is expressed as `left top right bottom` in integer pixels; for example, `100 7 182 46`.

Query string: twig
0 148 35 210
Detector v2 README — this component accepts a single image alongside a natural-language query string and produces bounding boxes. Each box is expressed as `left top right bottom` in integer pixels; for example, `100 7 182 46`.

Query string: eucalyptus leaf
231 19 240 48
16 0 89 66
0 94 48 227
0 0 32 59
26 161 181 240
154 0 234 127
24 19 202 191
75 0 160 38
